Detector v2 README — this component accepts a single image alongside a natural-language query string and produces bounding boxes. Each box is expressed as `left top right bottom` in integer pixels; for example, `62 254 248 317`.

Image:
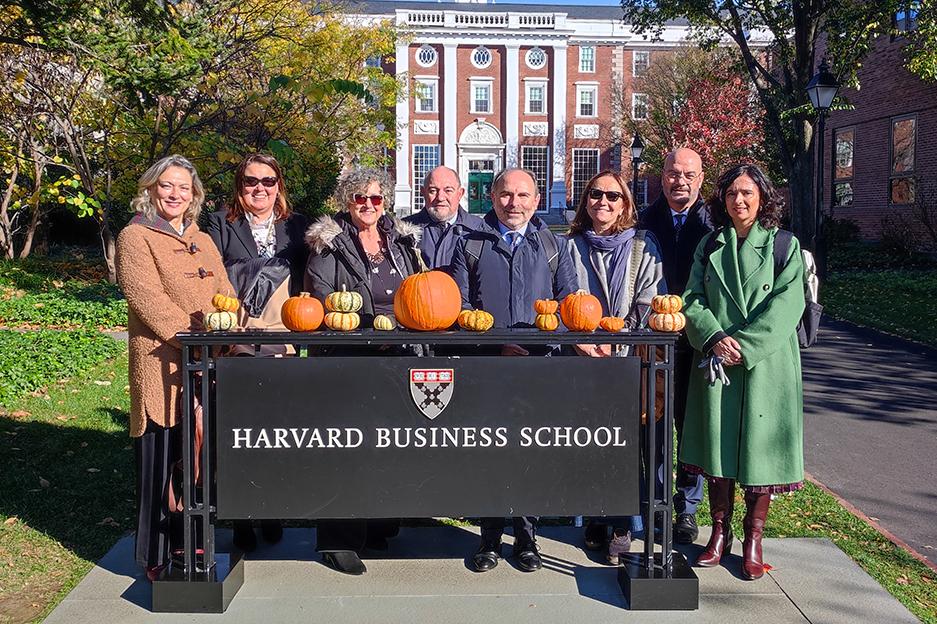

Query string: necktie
673 213 686 235
507 232 521 250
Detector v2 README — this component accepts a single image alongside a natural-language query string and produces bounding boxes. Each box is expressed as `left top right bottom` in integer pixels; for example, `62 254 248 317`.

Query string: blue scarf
582 228 636 314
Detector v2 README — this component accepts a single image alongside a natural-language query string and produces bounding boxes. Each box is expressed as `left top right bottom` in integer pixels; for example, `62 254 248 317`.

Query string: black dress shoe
323 551 367 575
472 542 501 572
674 513 699 544
513 543 542 572
261 520 283 543
583 521 608 551
232 521 257 553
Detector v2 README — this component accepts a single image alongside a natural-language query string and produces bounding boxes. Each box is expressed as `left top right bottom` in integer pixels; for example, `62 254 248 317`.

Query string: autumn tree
628 47 765 195
621 0 902 243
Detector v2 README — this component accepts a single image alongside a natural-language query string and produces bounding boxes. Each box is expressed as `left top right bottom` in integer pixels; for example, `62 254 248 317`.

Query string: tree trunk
19 151 46 259
101 220 117 284
787 156 815 243
0 159 20 260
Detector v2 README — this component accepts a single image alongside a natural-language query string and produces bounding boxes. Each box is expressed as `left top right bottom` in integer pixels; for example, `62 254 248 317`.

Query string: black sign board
215 356 640 519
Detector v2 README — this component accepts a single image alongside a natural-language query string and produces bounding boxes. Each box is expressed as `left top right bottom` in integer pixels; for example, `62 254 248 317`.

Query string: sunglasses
353 194 384 206
588 189 624 202
242 176 279 188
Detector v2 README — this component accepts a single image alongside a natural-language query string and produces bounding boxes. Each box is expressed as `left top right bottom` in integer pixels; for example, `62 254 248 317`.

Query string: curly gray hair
333 168 395 213
130 155 205 224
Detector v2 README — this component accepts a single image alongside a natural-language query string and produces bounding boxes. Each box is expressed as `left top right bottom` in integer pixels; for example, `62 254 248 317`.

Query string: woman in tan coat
116 155 234 581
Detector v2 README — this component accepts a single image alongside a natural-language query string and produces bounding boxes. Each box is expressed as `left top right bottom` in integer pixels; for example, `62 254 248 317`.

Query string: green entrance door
467 170 494 214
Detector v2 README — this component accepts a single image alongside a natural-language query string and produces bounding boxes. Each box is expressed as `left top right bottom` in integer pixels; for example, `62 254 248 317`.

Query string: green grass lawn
824 268 937 347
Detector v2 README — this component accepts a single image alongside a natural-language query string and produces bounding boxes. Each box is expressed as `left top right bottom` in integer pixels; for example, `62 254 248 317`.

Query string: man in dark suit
639 148 712 544
404 166 484 272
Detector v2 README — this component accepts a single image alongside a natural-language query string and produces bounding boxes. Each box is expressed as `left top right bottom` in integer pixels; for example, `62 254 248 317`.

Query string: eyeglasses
664 170 700 182
242 176 278 188
353 194 384 206
588 189 624 202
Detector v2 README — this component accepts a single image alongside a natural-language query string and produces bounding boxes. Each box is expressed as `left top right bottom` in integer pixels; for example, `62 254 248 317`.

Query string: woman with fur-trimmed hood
304 168 422 329
303 168 422 576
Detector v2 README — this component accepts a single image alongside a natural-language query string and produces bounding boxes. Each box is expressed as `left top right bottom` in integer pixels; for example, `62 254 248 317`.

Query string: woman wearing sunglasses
207 153 309 296
207 153 308 553
303 167 422 575
566 169 666 564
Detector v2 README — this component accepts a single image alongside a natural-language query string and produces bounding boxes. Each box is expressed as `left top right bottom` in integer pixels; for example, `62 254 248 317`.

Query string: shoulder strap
773 229 794 277
465 237 484 274
626 230 647 305
535 228 559 276
702 227 722 266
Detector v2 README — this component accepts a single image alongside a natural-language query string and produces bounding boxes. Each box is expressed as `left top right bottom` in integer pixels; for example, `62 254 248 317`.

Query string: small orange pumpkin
281 292 324 331
458 309 495 332
599 316 626 332
651 294 683 314
212 293 239 313
648 312 686 332
393 271 462 331
559 290 603 332
534 299 559 315
535 313 559 331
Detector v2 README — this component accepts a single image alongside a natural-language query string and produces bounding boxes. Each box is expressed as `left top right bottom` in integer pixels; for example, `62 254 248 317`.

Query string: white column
443 42 458 170
395 40 412 216
505 44 520 168
550 43 568 211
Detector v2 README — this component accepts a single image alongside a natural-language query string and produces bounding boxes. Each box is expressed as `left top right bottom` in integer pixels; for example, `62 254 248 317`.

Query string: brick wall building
350 1 768 221
823 29 937 242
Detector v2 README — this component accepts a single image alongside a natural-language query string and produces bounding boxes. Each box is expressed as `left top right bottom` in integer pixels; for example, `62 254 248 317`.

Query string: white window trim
631 92 648 121
579 45 596 73
576 84 598 118
470 78 494 115
525 80 547 116
632 50 649 77
471 46 492 69
415 44 437 68
414 77 438 114
525 47 547 70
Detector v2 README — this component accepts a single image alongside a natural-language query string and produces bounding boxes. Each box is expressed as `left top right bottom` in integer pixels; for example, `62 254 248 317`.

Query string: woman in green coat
680 164 805 580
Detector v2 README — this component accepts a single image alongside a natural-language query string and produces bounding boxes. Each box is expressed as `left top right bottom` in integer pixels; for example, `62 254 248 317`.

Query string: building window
472 46 492 69
896 2 920 31
526 47 547 69
416 45 437 68
365 56 382 69
579 46 595 73
412 145 441 211
571 148 600 203
632 93 648 120
633 51 650 77
522 146 550 211
577 85 598 117
415 79 437 113
525 82 546 114
471 80 492 114
833 127 854 208
890 116 915 204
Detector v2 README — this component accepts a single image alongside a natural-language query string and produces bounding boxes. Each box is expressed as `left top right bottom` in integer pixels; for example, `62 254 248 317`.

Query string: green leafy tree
905 3 937 82
621 0 901 241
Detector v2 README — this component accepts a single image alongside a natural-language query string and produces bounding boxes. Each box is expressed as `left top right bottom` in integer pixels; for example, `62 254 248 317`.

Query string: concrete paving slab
44 526 920 624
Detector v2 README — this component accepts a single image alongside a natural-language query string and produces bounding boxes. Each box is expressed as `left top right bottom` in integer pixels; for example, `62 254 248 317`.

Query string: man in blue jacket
404 166 484 272
450 168 578 572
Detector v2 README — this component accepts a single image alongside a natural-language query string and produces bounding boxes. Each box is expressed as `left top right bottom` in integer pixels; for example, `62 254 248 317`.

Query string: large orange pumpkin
393 271 462 331
648 312 686 332
651 294 683 314
281 292 324 331
559 290 603 332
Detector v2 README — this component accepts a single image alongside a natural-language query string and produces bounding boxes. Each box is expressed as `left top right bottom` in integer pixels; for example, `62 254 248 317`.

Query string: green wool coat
680 222 806 487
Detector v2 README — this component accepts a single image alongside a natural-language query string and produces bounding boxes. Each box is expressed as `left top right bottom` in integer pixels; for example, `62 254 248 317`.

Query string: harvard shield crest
409 368 455 420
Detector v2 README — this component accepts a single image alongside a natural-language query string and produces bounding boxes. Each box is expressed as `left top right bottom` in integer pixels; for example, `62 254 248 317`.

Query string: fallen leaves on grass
3 517 17 526
38 478 50 488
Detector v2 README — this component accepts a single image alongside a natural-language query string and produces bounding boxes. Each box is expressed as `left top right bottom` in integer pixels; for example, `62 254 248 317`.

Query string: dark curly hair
709 164 783 230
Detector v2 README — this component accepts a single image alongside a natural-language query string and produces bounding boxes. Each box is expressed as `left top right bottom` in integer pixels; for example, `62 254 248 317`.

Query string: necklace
366 246 386 267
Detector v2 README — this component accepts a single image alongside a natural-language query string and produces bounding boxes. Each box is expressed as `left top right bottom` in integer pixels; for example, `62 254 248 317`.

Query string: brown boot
696 477 735 567
741 491 771 580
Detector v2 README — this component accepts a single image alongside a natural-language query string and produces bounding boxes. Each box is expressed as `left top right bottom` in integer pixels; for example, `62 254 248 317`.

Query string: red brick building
823 26 937 243
349 1 768 222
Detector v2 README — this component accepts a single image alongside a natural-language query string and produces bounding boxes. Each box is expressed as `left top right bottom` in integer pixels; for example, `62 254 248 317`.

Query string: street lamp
630 132 644 207
805 58 840 277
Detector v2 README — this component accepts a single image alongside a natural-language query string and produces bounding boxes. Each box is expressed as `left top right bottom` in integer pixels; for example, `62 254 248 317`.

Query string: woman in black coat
206 153 308 553
303 168 422 576
207 153 308 296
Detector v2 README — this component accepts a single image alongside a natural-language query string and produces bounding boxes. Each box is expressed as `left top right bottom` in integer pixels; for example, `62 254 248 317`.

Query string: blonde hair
131 155 205 224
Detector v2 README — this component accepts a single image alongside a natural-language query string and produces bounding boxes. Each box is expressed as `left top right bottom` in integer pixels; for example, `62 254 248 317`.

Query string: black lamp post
805 58 840 278
630 132 644 207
